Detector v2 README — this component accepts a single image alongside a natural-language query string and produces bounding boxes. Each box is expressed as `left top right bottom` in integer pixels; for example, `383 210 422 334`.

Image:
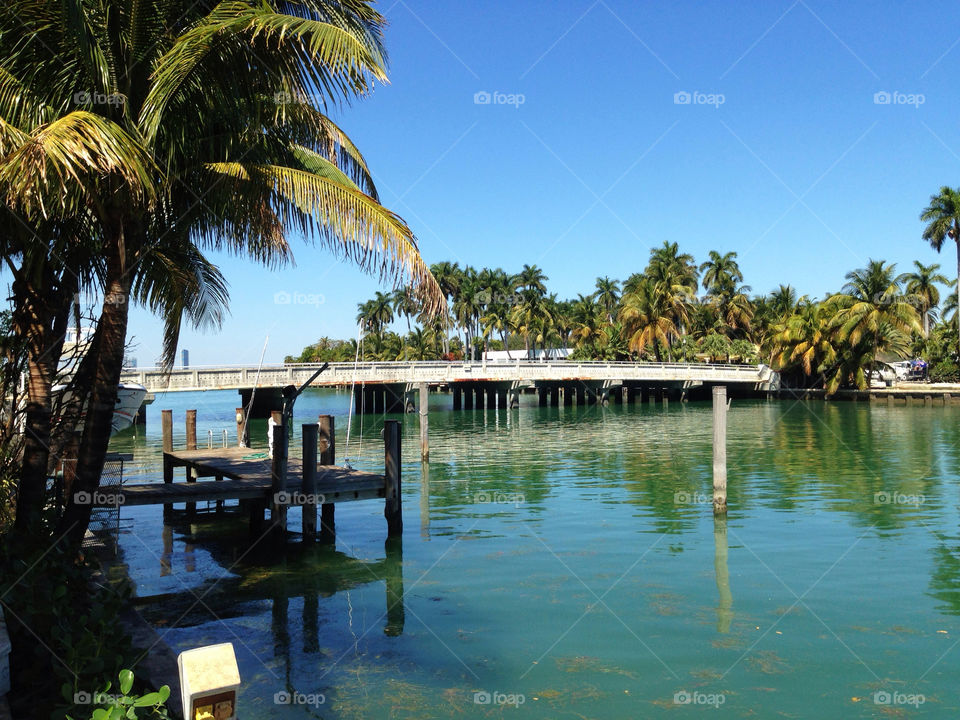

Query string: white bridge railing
121 360 779 393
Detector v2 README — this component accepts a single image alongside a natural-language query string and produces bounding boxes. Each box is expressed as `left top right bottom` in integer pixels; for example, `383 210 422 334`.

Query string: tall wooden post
185 409 197 450
270 423 288 535
318 415 336 544
419 383 429 461
384 419 402 537
301 423 318 540
384 538 405 636
235 406 249 447
161 409 173 519
712 385 728 515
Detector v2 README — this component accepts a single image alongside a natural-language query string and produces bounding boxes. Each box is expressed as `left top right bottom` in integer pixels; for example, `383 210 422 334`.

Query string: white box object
178 643 240 720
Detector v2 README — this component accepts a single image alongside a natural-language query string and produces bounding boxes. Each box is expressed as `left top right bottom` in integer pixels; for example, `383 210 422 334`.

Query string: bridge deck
95 447 385 507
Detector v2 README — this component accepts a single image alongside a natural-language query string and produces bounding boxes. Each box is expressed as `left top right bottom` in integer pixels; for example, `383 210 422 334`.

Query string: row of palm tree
338 238 960 392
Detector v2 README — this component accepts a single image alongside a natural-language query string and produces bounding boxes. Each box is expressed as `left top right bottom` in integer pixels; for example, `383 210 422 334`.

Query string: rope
240 335 269 446
343 324 364 468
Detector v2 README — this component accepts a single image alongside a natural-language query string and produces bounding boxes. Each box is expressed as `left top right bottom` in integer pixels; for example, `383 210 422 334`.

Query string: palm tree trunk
13 269 72 532
58 241 132 548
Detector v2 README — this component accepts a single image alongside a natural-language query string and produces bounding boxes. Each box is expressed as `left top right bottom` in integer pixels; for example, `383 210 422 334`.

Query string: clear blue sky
126 0 960 366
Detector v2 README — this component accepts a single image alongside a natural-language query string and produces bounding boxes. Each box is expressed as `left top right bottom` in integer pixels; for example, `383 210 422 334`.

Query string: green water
108 391 960 718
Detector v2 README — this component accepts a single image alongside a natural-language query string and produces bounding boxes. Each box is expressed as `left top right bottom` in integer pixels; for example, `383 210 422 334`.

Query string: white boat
52 381 148 435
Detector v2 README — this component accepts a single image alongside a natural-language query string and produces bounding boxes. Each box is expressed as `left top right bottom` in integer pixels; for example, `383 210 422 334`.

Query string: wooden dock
96 414 402 541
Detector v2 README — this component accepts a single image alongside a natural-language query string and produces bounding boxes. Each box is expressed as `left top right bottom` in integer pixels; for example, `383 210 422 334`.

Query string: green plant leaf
133 692 160 706
119 669 134 695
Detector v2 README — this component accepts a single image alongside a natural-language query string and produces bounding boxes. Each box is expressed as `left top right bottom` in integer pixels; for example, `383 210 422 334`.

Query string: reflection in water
115 393 960 718
713 516 733 633
420 461 430 540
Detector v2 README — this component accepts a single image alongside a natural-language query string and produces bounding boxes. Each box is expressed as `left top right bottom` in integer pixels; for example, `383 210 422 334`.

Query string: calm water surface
108 390 960 718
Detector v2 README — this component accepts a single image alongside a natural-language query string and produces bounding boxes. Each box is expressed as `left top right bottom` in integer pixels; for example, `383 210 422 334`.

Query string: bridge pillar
538 388 548 407
576 385 586 406
452 385 462 410
548 386 558 407
238 387 284 419
464 385 474 410
487 386 497 409
498 389 508 409
374 387 385 414
562 385 573 406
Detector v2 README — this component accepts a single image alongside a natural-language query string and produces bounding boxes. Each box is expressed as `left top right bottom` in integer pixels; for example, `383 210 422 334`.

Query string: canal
107 390 960 718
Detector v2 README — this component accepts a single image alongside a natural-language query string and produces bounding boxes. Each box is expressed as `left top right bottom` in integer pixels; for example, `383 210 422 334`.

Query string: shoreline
776 382 960 404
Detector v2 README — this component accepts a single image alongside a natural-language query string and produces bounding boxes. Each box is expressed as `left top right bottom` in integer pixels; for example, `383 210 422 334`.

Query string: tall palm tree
1 0 443 545
921 187 960 350
619 278 678 361
594 276 620 323
900 261 948 337
517 264 548 295
828 260 920 385
699 250 743 294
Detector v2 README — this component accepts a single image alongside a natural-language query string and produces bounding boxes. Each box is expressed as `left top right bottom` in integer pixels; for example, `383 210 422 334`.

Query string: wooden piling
161 409 174 519
270 423 288 535
236 406 249 447
319 415 336 544
161 409 173 453
301 423 318 540
712 385 728 515
452 385 462 410
185 409 197 450
419 383 429 461
384 419 402 537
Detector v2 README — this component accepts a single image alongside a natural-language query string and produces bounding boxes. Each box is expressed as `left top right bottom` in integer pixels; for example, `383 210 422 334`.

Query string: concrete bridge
121 361 780 416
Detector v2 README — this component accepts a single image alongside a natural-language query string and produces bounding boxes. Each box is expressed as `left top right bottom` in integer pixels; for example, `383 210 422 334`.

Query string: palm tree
921 187 960 350
699 251 744 294
517 264 548 295
828 260 920 386
619 278 678 361
900 261 948 337
770 300 837 387
594 276 620 323
1 0 443 545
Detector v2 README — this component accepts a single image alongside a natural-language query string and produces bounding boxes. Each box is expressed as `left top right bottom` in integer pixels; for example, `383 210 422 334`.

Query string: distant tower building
182 349 189 368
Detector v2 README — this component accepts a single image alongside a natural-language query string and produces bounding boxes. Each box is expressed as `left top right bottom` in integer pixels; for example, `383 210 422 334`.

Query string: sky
124 0 960 366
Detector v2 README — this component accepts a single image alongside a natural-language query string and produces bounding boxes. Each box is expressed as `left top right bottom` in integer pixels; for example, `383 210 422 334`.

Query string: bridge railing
120 360 775 392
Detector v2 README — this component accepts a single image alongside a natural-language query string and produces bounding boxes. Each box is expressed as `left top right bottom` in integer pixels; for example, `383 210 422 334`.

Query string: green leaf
119 669 134 695
158 685 170 703
133 692 160 706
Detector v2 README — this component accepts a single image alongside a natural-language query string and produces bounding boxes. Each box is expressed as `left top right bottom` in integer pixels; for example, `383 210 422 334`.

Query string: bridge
121 361 780 415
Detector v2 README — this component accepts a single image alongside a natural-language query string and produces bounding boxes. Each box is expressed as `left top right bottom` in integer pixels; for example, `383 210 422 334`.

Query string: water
108 391 960 718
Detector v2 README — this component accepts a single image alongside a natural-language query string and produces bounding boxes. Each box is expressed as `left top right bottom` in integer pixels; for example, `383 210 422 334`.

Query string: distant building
182 349 189 368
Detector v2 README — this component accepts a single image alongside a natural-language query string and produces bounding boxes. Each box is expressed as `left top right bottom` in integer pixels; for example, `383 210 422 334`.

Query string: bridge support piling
538 388 548 407
498 389 507 409
319 415 336 544
464 386 474 410
384 420 402 537
550 386 559 407
563 385 573 406
576 385 586 406
487 386 497 409
374 387 385 414
713 386 728 516
452 385 462 410
419 383 429 461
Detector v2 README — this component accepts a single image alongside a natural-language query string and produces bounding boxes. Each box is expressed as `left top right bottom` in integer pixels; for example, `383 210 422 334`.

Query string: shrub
930 359 960 383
